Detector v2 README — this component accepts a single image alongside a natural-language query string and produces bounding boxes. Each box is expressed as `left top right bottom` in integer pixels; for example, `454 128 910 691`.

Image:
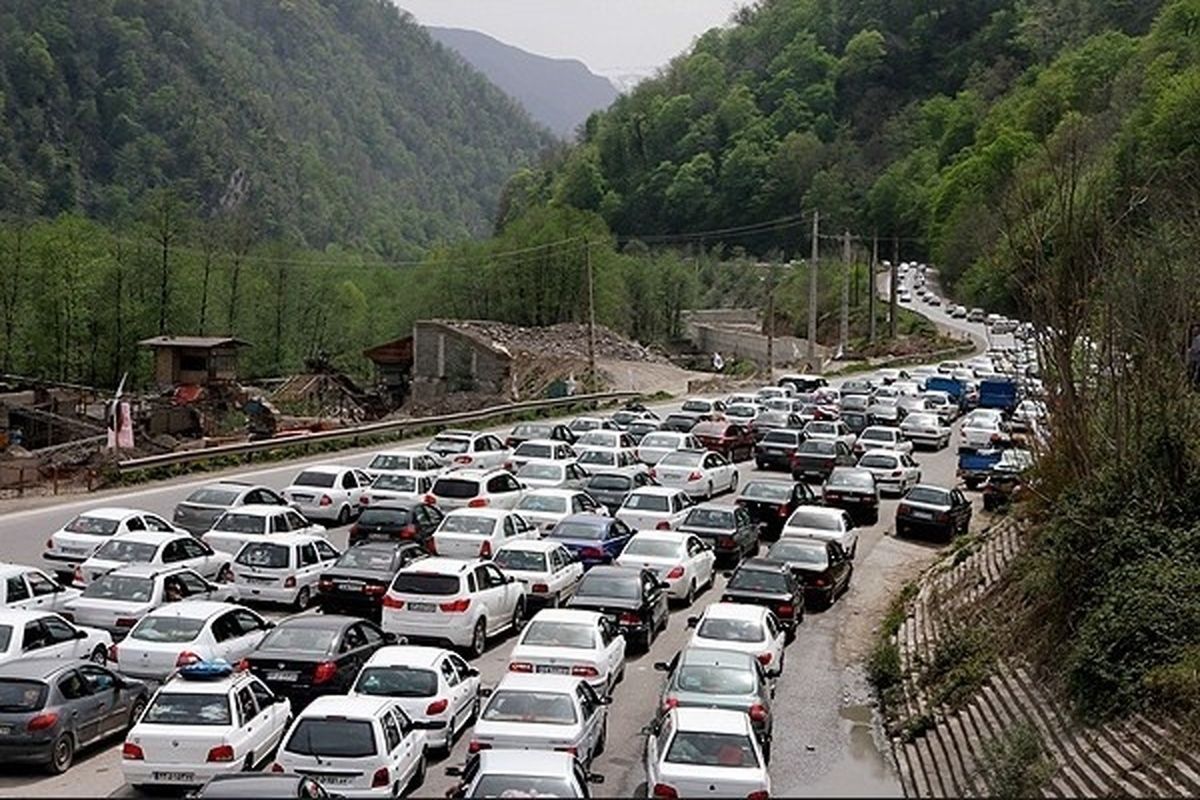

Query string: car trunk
118 640 202 680
134 724 224 768
721 590 796 622
738 500 790 526
79 558 131 587
319 567 390 605
511 645 598 676
50 532 107 561
822 488 876 507
246 651 328 695
473 719 579 751
618 511 670 531
791 453 835 477
518 511 567 533
657 764 764 796
590 491 628 514
433 532 491 560
288 754 378 792
69 599 150 635
679 526 736 551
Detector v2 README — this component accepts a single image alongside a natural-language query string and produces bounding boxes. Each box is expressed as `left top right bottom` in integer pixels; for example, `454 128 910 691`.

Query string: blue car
544 514 634 569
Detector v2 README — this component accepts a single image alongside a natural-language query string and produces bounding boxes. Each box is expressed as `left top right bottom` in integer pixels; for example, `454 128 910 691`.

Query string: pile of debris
442 321 669 364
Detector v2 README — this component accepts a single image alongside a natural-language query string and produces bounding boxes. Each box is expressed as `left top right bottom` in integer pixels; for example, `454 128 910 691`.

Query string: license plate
153 772 195 783
244 575 275 584
268 671 299 682
339 581 364 591
60 547 84 555
0 725 11 735
911 510 934 520
315 775 353 786
409 602 436 612
535 665 569 674
292 495 313 502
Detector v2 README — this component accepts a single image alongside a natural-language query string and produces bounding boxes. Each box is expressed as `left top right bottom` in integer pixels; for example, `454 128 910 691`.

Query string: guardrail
117 391 640 473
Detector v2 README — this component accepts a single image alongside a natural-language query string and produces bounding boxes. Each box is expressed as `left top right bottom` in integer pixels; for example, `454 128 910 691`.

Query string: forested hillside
0 0 552 254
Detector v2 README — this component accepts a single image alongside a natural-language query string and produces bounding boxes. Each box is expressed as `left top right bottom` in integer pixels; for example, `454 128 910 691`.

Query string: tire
293 586 311 611
762 738 772 764
467 619 487 658
127 696 147 729
729 472 739 493
510 599 525 634
705 482 714 500
684 580 696 607
594 721 608 758
336 505 350 526
47 733 73 775
408 752 427 794
90 645 107 665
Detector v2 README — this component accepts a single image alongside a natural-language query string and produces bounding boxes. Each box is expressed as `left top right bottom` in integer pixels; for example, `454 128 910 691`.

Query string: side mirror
722 571 734 580
264 621 277 630
465 666 480 678
686 616 700 629
275 694 289 704
478 687 494 698
587 773 606 785
73 628 88 640
653 661 671 672
382 632 399 645
444 766 464 778
658 581 671 590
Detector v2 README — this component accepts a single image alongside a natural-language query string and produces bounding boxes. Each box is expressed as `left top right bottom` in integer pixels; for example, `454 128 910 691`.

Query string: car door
640 571 664 630
78 663 127 738
386 709 417 778
338 471 359 510
313 539 341 569
555 546 584 595
686 536 715 587
285 510 320 536
840 512 858 556
734 507 757 554
952 489 972 529
142 514 176 534
576 682 604 757
827 542 852 589
56 668 106 745
174 568 218 601
472 565 504 635
24 570 68 611
297 542 322 587
178 536 221 577
597 617 624 680
764 612 785 670
247 677 286 760
40 615 87 660
437 655 466 729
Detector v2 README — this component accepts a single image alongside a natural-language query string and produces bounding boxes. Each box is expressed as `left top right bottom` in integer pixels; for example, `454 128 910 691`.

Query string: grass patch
975 723 1054 799
868 640 903 692
880 581 919 639
920 626 996 711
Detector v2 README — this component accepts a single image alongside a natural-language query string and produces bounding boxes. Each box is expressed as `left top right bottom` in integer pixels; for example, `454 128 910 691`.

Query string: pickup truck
978 378 1019 413
926 376 967 407
957 449 1004 489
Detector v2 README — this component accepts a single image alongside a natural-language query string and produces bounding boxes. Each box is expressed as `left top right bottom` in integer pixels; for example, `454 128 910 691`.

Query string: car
781 505 859 558
469 673 610 767
347 502 445 549
650 449 738 500
679 397 727 418
614 486 693 532
720 558 804 635
0 563 79 613
515 461 592 491
839 379 875 400
351 645 480 753
922 391 960 425
652 647 773 748
381 558 525 658
357 472 437 508
566 566 669 651
363 450 445 480
426 430 510 470
626 419 662 444
231 534 341 610
505 422 576 449
204 506 327 556
777 374 827 393
692 420 761 463
840 394 870 414
574 430 637 452
122 660 290 789
568 417 615 434
857 449 922 496
243 615 395 710
896 485 973 542
960 410 1010 451
754 386 790 402
444 749 603 799
273 695 435 797
899 412 952 450
765 538 853 609
866 400 907 427
515 489 606 534
753 430 804 471
575 447 646 476
65 564 237 638
748 410 803 441
637 431 702 466
507 609 626 696
493 540 584 611
677 505 760 564
821 467 880 524
74 530 232 588
0 609 112 666
789 438 856 482
928 295 942 307
659 412 701 433
172 481 289 536
610 407 660 431
0 657 148 774
544 515 634 569
43 507 183 582
684 603 786 678
803 420 856 450
316 541 429 618
110 601 271 680
506 439 579 473
188 773 336 798
583 471 657 515
281 466 374 526
951 305 968 319
428 469 526 511
724 404 763 428
616 531 716 606
967 308 986 322
1012 399 1048 431
734 480 819 541
432 508 537 560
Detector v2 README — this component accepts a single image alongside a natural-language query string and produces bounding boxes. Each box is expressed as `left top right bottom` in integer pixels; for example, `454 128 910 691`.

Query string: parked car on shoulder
896 485 973 542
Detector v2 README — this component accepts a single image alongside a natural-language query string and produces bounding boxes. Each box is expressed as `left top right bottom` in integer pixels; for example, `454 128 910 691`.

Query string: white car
803 420 857 450
0 609 111 665
351 645 481 753
469 673 610 767
426 430 510 470
651 449 738 500
231 534 341 609
358 472 436 508
66 564 237 638
857 449 922 496
281 465 374 526
899 412 952 450
74 531 231 588
508 609 625 696
724 404 762 426
432 508 537 560
493 540 584 610
1013 399 1048 428
43 507 182 580
575 447 646 476
446 750 600 799
0 563 80 612
364 449 445 479
381 558 525 658
171 481 290 536
781 505 859 558
112 601 271 681
723 393 761 408
516 490 607 533
679 398 726 417
853 426 914 457
429 469 526 511
274 695 434 797
922 391 959 424
514 461 591 491
122 661 292 788
616 531 715 605
506 439 578 473
685 603 787 677
615 487 694 531
203 505 326 556
636 432 702 466
961 410 1008 451
574 430 637 452
646 707 771 797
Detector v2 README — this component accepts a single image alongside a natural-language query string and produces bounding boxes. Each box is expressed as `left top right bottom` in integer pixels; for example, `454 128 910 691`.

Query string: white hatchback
231 534 341 609
616 531 715 605
359 471 436 508
110 601 272 681
429 469 526 511
426 430 510 471
432 509 537 561
364 449 445 480
646 707 771 798
493 540 584 610
0 563 80 613
0 609 112 666
782 505 859 559
686 603 786 678
507 609 625 696
506 439 578 473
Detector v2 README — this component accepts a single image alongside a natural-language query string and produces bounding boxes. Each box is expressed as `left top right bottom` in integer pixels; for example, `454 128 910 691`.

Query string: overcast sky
395 0 747 78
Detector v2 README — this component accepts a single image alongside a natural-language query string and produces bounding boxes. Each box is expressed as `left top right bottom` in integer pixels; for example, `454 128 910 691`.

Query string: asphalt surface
0 274 1006 798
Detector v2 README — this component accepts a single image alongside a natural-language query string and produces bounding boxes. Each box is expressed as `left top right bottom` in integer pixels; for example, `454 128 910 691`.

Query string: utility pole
584 238 596 388
765 264 776 377
869 233 878 343
808 211 819 363
839 230 850 357
890 235 900 339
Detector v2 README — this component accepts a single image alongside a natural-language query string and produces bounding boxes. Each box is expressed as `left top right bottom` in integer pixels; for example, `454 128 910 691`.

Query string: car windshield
515 443 554 459
859 454 898 470
675 665 756 696
768 541 829 567
588 474 631 491
93 540 158 563
286 719 377 758
293 471 337 488
433 479 481 499
184 488 241 506
373 474 417 492
622 539 683 558
727 405 756 418
143 693 232 726
82 574 154 602
728 569 789 593
575 573 639 599
391 573 460 596
698 617 764 643
354 666 438 698
827 471 874 489
63 515 120 536
683 508 734 529
358 508 411 526
429 437 470 454
788 510 840 530
482 691 577 725
130 617 204 643
518 495 567 513
659 452 701 468
236 542 289 569
473 776 575 797
259 626 337 654
517 463 562 480
806 423 834 435
549 521 608 541
213 513 267 534
521 621 595 649
906 487 950 505
368 454 413 471
740 482 791 502
335 548 398 571
641 433 680 449
439 516 496 536
762 431 799 445
570 419 601 432
906 414 939 427
681 400 711 413
493 549 548 572
799 440 835 455
578 451 616 466
622 494 668 512
577 432 616 447
513 424 551 438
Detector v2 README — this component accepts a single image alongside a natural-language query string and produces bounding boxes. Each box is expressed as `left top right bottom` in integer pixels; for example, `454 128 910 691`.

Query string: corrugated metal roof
138 336 251 349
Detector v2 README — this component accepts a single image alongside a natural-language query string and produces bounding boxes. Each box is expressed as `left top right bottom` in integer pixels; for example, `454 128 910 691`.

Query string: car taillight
382 595 405 609
663 696 679 710
27 712 59 732
349 524 360 539
898 504 911 516
532 583 549 593
468 498 489 508
440 598 471 613
364 583 387 596
45 538 53 550
72 566 83 585
468 740 491 754
777 502 791 518
503 461 514 471
656 521 672 530
371 766 390 788
284 576 296 588
666 565 685 579
454 456 474 465
777 604 794 618
648 468 657 479
580 546 605 559
718 536 735 548
757 652 773 666
509 662 534 673
937 511 952 523
427 538 438 554
359 495 370 506
555 746 578 755
108 644 119 662
749 703 768 722
426 698 449 715
206 744 235 762
687 471 703 482
271 762 284 773
892 470 903 477
423 494 437 505
400 524 417 539
318 578 334 592
571 665 600 678
236 658 250 671
619 612 641 625
747 791 771 800
813 576 827 587
115 617 137 628
312 661 338 684
122 742 144 760
653 784 680 799
176 651 201 667
319 495 332 507
479 540 492 558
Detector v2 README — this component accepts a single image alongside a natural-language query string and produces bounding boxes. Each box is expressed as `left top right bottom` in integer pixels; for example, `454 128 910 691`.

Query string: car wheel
336 505 350 526
47 733 74 775
90 645 107 665
293 586 311 611
684 580 696 606
705 482 714 500
127 695 147 729
510 599 525 634
594 720 608 758
762 737 772 764
468 619 487 658
729 472 739 493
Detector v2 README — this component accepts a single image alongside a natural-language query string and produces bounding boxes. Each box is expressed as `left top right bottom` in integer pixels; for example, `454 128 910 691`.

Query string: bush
920 626 995 710
976 723 1053 799
868 640 902 691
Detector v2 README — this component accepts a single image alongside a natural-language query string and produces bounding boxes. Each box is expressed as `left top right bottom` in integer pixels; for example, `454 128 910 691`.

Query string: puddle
799 703 903 797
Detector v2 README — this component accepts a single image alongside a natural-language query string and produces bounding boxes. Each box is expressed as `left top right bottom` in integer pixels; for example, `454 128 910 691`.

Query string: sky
395 0 748 80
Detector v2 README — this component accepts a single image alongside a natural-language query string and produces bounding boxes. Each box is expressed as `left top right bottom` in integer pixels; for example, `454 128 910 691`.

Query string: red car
691 421 757 462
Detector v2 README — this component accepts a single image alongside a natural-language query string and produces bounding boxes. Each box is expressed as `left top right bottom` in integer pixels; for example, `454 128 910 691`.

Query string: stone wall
410 321 513 406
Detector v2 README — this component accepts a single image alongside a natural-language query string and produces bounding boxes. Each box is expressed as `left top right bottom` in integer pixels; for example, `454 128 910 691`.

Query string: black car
896 484 973 542
317 541 429 618
735 480 819 541
720 558 804 636
790 439 856 482
821 467 880 524
626 419 662 444
754 430 805 472
348 502 444 548
660 412 701 433
243 615 397 709
567 565 669 650
583 471 657 514
677 505 760 563
766 538 853 609
505 422 576 449
190 774 334 798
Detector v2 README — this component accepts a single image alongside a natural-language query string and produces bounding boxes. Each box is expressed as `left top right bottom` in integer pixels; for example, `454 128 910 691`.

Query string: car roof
629 486 682 497
495 672 585 693
434 429 478 439
372 449 434 458
860 449 902 461
582 565 640 580
293 464 347 475
521 488 579 499
299 694 395 719
702 602 768 621
475 749 576 777
736 558 788 573
238 532 325 545
443 507 512 520
199 775 312 796
273 614 356 631
397 557 477 575
218 504 290 517
628 530 688 544
102 530 180 545
0 609 67 625
0 657 80 680
435 469 504 480
670 706 753 734
96 563 190 578
516 438 567 448
527 608 603 626
363 645 450 668
144 600 241 620
72 507 144 520
678 647 758 669
0 563 35 578
791 504 843 517
160 670 251 695
496 539 560 554
558 513 612 527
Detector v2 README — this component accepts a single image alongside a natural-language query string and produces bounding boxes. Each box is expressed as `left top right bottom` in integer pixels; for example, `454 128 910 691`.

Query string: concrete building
410 321 514 405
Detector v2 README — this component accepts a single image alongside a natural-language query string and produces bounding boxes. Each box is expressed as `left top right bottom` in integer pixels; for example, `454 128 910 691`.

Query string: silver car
64 564 237 639
469 673 610 767
653 646 774 753
171 481 289 536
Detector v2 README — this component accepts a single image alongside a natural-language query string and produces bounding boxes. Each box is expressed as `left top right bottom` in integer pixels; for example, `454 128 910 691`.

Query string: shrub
976 723 1054 799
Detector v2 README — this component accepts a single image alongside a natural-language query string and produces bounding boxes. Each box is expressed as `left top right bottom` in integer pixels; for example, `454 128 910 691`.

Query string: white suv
381 558 525 658
429 469 525 511
231 534 341 610
281 465 373 526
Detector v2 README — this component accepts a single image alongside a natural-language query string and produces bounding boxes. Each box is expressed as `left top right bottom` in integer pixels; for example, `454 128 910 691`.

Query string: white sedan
515 490 607 533
857 449 922 496
852 426 914 457
651 450 739 500
0 564 80 612
615 531 715 605
111 601 272 681
507 609 625 696
961 410 1008 451
281 465 373 526
685 602 786 677
615 487 694 532
493 540 584 610
781 505 859 559
0 610 111 666
74 531 231 587
432 509 538 560
899 412 952 450
646 707 771 797
636 432 702 466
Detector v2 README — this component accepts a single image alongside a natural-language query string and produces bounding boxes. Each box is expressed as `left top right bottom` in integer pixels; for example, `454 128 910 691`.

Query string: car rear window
259 626 337 654
439 515 496 536
515 443 554 459
858 454 897 469
683 508 734 529
578 450 616 466
482 690 577 725
390 573 460 596
827 470 874 489
357 508 412 526
143 693 232 725
373 474 417 492
517 463 562 480
184 488 241 506
354 667 439 698
588 474 631 491
518 495 568 513
768 541 829 567
493 549 548 572
213 512 268 534
286 719 377 758
698 617 764 643
906 487 950 505
429 437 470 455
130 617 204 643
0 679 46 712
787 510 840 531
622 538 683 559
799 440 836 455
63 515 119 536
641 433 680 449
431 478 479 499
0 625 11 652
739 482 791 502
93 540 159 563
82 575 154 602
575 573 639 599
861 429 895 441
806 423 834 435
666 731 760 768
368 454 413 472
762 431 800 445
474 777 575 797
236 542 290 569
293 471 337 488
675 665 755 696
548 521 607 541
520 621 595 649
621 494 668 512
659 451 701 468
728 569 789 593
335 548 398 571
